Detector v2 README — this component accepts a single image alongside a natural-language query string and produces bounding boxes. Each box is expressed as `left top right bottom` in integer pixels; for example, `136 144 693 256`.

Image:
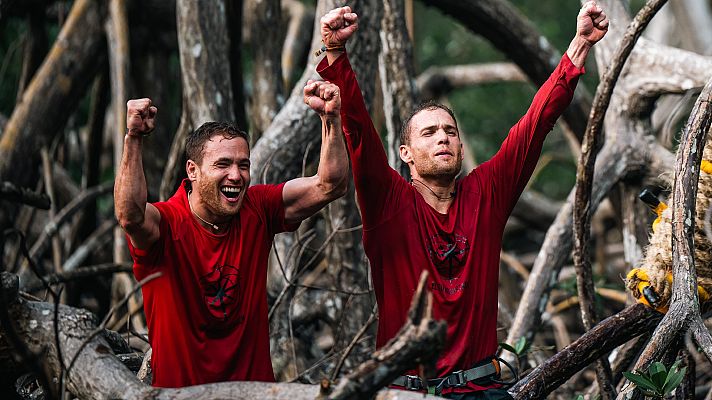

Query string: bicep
126 203 161 250
282 176 328 225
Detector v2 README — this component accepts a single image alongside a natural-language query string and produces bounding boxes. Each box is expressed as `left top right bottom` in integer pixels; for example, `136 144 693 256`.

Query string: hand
304 80 341 117
577 1 609 46
126 98 157 136
320 6 359 48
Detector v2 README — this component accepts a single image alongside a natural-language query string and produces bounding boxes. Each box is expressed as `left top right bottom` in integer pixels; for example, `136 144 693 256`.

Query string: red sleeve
128 202 175 278
474 53 584 218
317 54 404 228
248 183 300 235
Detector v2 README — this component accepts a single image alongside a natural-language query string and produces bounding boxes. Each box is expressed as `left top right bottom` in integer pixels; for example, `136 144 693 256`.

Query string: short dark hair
400 101 458 145
185 122 249 165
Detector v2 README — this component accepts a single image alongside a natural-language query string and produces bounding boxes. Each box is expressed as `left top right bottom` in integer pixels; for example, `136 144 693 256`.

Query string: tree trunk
176 0 235 126
379 0 416 176
249 0 283 140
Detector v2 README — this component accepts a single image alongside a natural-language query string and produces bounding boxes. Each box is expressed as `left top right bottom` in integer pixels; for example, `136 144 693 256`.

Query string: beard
415 155 462 181
196 178 240 219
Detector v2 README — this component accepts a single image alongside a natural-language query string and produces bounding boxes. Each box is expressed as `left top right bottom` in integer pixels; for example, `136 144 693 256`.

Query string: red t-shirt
128 179 297 388
318 54 582 393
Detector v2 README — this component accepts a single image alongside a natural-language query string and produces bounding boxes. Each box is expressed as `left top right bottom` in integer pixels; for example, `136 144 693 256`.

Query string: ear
399 144 413 164
186 159 199 181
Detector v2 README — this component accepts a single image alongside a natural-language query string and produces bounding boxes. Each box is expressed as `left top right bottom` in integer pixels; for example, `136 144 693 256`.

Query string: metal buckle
445 370 466 387
404 375 422 390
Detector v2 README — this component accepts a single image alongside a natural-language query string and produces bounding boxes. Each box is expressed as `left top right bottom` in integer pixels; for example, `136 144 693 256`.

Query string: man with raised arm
317 3 608 398
114 81 348 387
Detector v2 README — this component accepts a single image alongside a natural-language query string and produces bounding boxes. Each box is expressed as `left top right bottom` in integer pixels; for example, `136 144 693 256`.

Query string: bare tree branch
572 2 669 397
416 63 526 101
510 304 663 400
0 181 50 209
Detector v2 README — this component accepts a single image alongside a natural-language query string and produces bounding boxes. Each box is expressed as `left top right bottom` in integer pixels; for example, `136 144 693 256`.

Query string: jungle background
1 0 712 399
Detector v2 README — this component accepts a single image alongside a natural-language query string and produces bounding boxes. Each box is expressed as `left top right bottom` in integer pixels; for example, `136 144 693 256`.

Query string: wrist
126 128 151 138
322 114 341 123
566 36 592 68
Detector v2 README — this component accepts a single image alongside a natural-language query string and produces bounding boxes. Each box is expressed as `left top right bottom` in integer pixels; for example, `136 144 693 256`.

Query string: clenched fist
577 1 609 45
320 6 359 48
304 80 341 117
126 98 157 137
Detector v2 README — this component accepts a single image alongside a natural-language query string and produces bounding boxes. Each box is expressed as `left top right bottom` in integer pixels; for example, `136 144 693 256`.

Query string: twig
25 181 113 268
41 147 63 273
330 304 377 381
572 1 669 398
61 218 116 272
26 262 133 292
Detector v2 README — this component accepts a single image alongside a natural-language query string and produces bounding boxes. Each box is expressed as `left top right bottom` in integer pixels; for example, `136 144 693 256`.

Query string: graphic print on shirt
199 264 241 321
427 232 470 280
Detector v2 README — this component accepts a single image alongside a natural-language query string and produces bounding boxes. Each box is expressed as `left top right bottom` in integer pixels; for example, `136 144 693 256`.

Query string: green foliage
499 336 530 356
622 360 687 398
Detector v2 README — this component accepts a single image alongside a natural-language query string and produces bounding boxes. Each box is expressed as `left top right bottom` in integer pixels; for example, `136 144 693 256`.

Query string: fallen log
0 271 447 399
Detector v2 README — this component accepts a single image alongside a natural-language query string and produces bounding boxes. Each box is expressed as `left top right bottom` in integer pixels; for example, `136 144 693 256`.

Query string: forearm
326 49 344 66
114 134 149 231
315 116 349 198
566 36 592 69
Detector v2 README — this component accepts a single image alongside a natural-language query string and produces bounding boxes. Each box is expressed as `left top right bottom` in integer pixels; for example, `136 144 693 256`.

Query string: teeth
221 187 240 193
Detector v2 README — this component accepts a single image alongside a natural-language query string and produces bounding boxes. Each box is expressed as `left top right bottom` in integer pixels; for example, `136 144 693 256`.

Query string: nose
437 129 450 145
226 165 241 183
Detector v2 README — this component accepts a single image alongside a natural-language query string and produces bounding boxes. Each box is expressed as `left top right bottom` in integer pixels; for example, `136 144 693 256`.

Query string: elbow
115 209 145 234
318 178 349 202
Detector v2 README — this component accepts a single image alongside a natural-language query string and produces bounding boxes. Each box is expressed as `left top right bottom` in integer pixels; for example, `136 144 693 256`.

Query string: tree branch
572 1 669 397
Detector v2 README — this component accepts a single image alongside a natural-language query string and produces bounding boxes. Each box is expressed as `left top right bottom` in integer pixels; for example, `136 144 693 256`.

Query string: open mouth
220 186 241 199
435 150 453 157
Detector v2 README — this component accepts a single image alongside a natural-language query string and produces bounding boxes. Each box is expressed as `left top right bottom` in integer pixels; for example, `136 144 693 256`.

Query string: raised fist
304 80 341 117
577 1 609 45
126 98 157 136
320 6 359 48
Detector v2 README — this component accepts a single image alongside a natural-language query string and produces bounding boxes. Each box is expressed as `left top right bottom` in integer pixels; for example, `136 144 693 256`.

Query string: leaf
662 366 687 395
622 371 660 393
515 336 527 354
648 361 666 376
499 342 517 354
650 369 667 390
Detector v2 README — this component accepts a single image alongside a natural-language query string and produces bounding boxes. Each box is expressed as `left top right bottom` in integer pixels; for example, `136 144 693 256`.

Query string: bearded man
316 3 608 398
114 81 348 387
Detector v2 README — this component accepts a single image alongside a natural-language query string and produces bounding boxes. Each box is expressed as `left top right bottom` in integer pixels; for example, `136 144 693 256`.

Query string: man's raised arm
480 1 608 217
316 7 402 227
114 99 161 250
282 81 349 224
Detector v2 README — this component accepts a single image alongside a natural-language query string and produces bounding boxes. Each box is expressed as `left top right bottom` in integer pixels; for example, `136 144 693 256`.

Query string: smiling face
187 135 251 222
399 107 463 181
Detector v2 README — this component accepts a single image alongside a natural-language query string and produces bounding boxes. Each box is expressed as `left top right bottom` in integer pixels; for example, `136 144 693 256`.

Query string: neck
187 190 228 233
410 177 457 212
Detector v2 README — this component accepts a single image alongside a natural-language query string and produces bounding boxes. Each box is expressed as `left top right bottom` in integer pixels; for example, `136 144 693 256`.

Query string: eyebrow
419 124 458 133
214 157 251 165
